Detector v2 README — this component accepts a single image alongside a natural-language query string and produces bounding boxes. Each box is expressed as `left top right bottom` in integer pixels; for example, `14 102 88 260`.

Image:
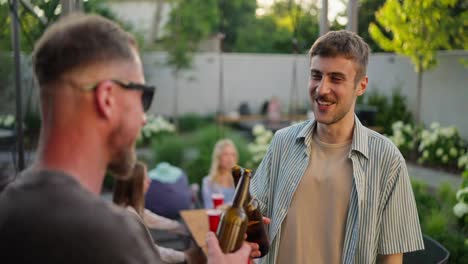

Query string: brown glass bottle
216 168 250 253
231 166 270 257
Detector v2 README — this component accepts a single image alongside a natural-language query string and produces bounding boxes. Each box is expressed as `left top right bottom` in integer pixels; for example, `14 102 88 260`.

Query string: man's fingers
262 217 271 225
248 242 259 251
233 242 252 260
248 242 261 258
206 232 222 256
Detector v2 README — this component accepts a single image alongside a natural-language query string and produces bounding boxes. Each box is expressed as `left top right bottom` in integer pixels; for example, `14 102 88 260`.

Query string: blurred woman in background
202 139 238 208
113 161 188 263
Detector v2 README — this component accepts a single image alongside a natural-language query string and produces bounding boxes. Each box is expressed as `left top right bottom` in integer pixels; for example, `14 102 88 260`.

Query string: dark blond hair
32 13 136 87
113 161 147 217
208 139 238 184
309 30 370 82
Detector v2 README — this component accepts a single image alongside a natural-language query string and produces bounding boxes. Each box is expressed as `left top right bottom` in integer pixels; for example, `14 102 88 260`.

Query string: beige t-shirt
277 134 353 264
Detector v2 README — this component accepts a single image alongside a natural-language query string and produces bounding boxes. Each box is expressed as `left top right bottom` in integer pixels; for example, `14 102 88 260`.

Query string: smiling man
251 30 424 264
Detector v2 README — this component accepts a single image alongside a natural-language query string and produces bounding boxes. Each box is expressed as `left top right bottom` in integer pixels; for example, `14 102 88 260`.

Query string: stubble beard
108 122 138 180
108 144 136 180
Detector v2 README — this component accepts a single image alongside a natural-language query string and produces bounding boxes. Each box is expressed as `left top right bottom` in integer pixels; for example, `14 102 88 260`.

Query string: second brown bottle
232 165 270 258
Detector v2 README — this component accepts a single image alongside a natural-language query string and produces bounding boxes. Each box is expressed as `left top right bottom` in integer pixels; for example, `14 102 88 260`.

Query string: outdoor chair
403 235 450 264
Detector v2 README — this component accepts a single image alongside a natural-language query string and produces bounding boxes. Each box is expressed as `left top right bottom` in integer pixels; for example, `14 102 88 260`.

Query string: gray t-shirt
0 169 161 263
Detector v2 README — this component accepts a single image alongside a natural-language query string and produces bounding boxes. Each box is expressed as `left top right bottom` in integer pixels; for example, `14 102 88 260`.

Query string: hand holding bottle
206 232 251 264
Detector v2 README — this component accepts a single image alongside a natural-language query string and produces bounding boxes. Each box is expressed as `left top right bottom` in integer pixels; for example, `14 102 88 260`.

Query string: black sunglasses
110 80 156 112
85 79 156 112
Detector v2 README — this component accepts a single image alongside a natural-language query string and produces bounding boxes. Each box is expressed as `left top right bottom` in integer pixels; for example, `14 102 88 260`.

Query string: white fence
144 50 468 138
1 51 467 138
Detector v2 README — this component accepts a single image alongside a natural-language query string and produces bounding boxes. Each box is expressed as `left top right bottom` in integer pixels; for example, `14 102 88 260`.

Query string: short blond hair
309 30 370 82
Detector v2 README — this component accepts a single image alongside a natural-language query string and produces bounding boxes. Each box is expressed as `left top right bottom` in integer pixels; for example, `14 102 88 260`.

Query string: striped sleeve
251 133 276 216
377 157 425 255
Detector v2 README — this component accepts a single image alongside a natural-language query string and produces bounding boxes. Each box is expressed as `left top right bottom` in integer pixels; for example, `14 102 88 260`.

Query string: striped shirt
251 117 424 264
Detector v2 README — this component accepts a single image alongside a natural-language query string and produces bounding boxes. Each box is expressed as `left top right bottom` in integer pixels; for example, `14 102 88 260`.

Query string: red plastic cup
207 209 222 233
211 193 225 209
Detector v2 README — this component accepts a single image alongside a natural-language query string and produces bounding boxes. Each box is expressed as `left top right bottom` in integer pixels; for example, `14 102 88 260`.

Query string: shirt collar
296 115 369 159
350 116 369 159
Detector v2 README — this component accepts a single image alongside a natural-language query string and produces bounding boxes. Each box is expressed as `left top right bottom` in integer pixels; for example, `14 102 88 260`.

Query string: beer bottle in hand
216 167 250 253
232 165 270 257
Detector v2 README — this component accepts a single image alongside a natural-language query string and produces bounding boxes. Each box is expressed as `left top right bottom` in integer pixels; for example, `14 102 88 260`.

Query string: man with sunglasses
0 13 251 264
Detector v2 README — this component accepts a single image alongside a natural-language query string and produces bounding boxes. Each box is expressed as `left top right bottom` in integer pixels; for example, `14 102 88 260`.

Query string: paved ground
408 163 462 189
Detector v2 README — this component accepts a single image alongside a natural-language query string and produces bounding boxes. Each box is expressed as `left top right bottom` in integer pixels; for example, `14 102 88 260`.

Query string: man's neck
34 126 108 195
315 116 355 144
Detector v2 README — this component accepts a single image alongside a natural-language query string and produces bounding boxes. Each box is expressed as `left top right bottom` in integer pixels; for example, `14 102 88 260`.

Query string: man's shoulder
0 170 159 263
1 169 127 229
365 127 403 160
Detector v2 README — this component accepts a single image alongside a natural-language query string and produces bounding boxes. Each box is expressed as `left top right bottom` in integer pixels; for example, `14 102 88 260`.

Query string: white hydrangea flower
453 202 468 218
392 121 404 131
139 115 175 140
456 187 468 201
447 127 457 137
430 122 440 130
404 124 412 134
252 124 266 136
423 150 429 159
421 130 430 141
3 115 15 127
458 154 468 169
449 147 458 158
440 127 456 138
394 130 403 138
436 148 444 157
418 142 426 152
442 155 448 163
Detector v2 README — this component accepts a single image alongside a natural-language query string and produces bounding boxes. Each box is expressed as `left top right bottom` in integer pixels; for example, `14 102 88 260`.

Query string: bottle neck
232 172 251 208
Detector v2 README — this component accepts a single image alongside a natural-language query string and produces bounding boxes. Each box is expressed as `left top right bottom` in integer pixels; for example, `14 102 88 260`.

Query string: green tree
369 0 467 124
357 0 386 52
235 0 320 53
219 0 257 52
0 0 128 92
0 0 123 52
163 0 218 129
164 0 218 70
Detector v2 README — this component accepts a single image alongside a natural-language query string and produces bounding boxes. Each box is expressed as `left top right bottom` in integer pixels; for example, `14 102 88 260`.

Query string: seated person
114 161 190 263
202 139 238 208
145 162 193 219
267 96 281 124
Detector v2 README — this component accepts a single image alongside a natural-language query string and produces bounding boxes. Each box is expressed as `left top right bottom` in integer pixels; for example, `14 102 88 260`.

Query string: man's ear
94 81 115 120
356 75 368 96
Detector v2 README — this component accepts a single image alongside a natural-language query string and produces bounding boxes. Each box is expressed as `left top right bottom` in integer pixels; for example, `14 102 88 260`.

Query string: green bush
412 180 468 263
358 87 413 135
149 124 252 186
137 115 175 148
412 180 439 220
388 121 418 159
153 134 185 167
418 123 467 169
177 112 209 133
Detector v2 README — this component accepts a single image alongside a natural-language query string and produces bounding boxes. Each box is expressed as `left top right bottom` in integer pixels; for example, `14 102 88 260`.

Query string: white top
126 207 186 263
143 209 183 232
